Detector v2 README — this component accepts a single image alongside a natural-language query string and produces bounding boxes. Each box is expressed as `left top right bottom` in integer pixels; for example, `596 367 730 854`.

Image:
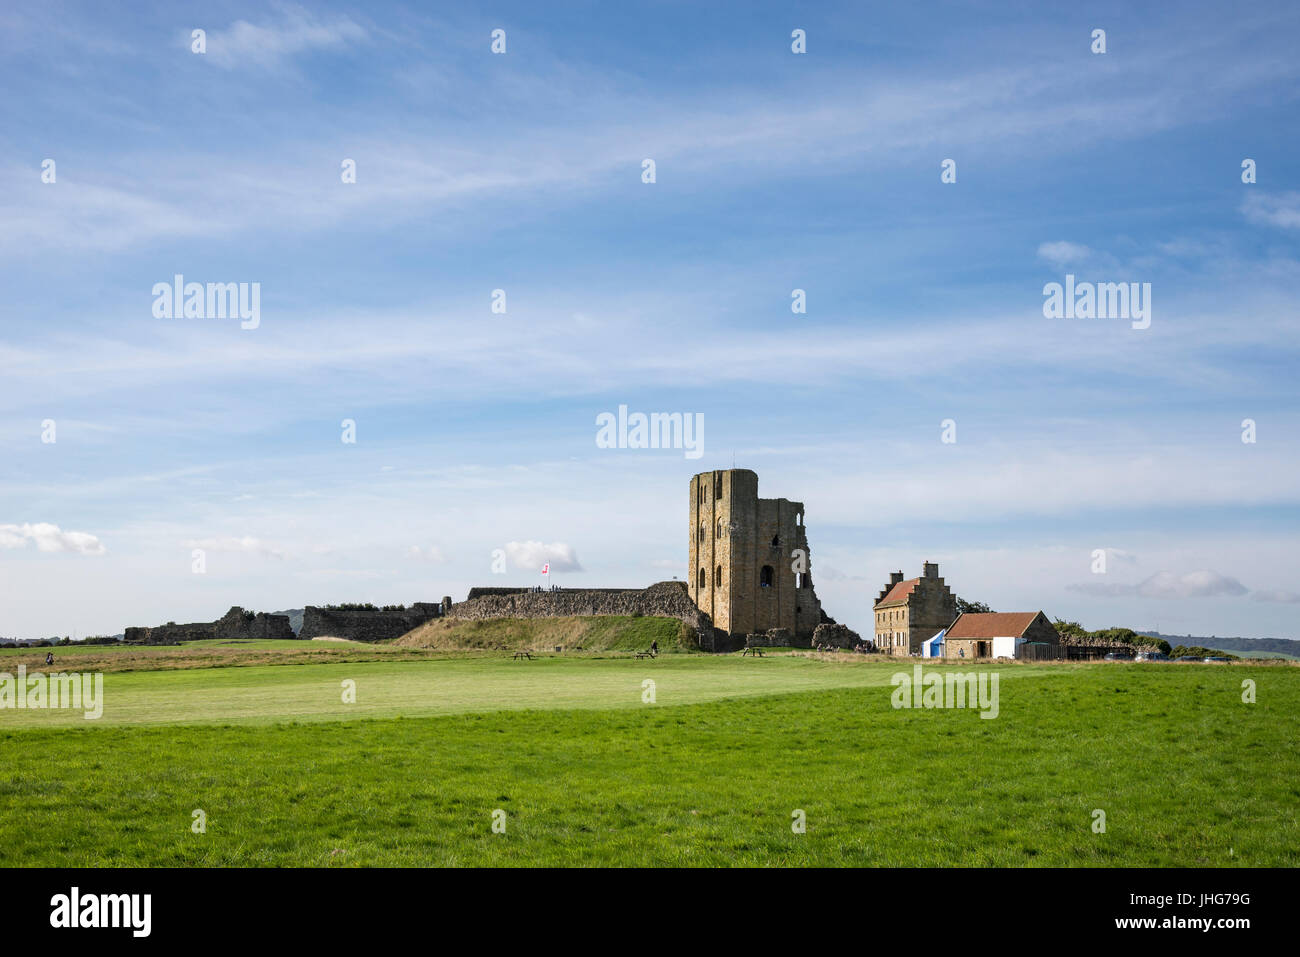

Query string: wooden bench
512 651 535 660
742 647 765 657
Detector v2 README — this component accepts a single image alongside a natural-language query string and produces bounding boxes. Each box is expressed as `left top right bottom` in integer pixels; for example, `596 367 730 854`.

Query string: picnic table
742 647 765 657
634 650 657 660
512 651 535 660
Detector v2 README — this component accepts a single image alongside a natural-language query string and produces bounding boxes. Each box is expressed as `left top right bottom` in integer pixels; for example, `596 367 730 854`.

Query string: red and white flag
541 563 550 575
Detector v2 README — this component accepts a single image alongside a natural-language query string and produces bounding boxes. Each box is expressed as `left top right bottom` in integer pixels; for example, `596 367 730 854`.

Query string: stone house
942 611 1060 660
873 562 957 656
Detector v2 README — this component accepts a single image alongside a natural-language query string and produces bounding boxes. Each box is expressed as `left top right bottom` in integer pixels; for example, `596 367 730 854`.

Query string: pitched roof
945 612 1043 639
875 578 920 607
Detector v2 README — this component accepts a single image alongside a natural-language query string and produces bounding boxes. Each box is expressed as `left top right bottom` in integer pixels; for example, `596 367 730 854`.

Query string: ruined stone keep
873 562 958 656
688 469 823 642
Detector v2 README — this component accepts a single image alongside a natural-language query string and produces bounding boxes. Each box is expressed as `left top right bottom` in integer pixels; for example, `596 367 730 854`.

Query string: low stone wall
299 602 442 642
124 606 295 644
449 581 717 649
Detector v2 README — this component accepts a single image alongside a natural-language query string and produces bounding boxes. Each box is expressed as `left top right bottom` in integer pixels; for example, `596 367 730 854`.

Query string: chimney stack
923 561 939 579
890 571 904 585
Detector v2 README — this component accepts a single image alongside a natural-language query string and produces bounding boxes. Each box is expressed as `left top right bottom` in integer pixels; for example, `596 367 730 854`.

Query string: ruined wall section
447 581 716 649
124 606 295 644
299 603 443 642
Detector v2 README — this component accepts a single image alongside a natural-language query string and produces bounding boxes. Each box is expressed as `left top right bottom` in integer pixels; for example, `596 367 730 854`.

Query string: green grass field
1 640 1296 866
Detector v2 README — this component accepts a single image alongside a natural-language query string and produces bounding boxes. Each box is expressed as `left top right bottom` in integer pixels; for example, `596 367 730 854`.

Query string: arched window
760 565 774 588
715 565 723 587
771 534 780 547
698 523 704 544
698 567 706 590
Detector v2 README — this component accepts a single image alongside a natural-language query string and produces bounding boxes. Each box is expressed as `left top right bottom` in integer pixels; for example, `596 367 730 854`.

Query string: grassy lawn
0 638 330 656
0 654 945 727
0 617 691 675
1 653 1296 866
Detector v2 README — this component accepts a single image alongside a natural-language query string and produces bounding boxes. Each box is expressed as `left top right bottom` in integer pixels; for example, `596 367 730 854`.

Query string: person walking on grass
650 640 658 657
45 652 54 666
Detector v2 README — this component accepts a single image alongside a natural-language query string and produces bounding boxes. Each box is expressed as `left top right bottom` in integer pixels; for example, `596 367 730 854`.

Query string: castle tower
688 469 822 640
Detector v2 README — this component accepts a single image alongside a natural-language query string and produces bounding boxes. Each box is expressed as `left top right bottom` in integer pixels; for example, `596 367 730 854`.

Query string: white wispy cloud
1036 241 1094 268
504 540 582 573
1241 191 1300 229
8 28 1299 255
184 536 284 559
406 545 448 563
1068 570 1249 600
198 4 368 70
0 522 106 555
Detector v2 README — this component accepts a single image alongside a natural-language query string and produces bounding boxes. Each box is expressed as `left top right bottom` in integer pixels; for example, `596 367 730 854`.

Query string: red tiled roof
875 578 919 607
946 612 1043 639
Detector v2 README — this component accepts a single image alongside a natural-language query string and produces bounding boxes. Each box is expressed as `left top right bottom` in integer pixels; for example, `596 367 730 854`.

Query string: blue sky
2 1 1298 640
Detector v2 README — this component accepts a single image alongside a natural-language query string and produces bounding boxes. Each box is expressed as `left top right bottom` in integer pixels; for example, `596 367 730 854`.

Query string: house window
715 565 723 587
760 565 774 588
698 568 705 590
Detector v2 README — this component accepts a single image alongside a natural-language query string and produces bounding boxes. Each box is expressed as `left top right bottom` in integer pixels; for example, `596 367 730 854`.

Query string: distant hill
1139 632 1300 660
272 610 305 636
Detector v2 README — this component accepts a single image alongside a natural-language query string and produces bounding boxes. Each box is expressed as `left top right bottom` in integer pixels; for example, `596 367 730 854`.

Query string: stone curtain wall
123 623 212 645
448 581 718 649
124 606 295 644
299 602 443 642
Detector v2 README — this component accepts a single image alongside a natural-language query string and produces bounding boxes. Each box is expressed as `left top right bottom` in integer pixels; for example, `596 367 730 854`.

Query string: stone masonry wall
124 606 295 644
688 469 824 644
447 581 718 649
299 602 443 642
